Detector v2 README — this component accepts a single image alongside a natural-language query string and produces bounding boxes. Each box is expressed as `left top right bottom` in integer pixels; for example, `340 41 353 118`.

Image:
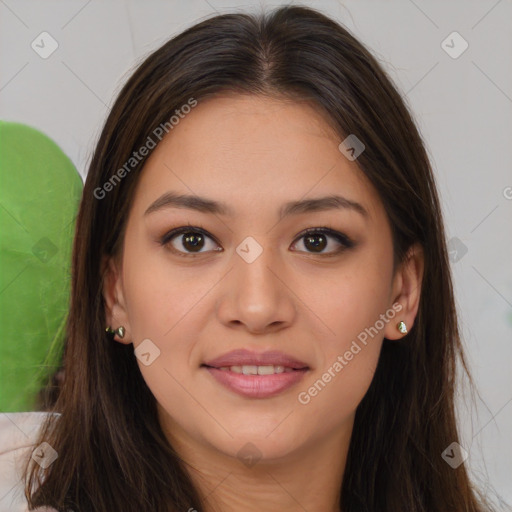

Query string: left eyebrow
144 192 232 216
144 192 368 219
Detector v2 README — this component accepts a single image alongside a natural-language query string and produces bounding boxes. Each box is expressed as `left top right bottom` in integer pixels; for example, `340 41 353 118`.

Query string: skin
103 94 424 512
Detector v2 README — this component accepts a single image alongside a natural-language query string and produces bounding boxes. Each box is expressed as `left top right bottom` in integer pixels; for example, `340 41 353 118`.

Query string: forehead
130 94 385 224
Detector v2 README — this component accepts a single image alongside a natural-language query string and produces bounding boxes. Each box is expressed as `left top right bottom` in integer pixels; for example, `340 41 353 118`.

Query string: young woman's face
106 94 421 463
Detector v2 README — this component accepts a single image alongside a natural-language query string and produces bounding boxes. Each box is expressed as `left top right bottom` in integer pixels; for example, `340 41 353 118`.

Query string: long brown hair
25 6 500 511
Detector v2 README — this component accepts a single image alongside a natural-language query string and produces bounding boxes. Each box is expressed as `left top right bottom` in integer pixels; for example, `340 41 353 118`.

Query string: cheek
300 248 393 348
120 241 216 409
292 337 382 450
295 279 388 433
121 234 214 340
293 249 392 417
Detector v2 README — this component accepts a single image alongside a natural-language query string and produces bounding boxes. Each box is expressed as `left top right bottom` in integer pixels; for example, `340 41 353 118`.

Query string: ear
102 255 132 345
384 243 424 340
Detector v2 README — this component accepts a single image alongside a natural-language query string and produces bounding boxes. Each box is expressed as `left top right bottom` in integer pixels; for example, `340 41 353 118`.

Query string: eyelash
159 224 355 258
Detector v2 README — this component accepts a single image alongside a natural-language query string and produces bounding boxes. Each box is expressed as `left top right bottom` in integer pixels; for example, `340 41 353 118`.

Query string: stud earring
397 321 408 334
106 326 125 339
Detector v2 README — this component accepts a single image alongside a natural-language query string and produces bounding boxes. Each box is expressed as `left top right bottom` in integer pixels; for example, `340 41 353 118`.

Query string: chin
204 419 313 463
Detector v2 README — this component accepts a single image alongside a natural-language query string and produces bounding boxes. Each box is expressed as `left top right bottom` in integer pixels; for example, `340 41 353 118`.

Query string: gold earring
397 321 408 334
106 326 125 339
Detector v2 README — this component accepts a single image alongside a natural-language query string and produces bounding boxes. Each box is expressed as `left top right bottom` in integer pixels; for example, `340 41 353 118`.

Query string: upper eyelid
161 226 220 245
292 227 354 250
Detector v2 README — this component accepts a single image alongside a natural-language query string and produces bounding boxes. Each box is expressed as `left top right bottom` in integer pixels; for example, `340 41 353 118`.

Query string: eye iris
304 233 327 252
182 232 204 252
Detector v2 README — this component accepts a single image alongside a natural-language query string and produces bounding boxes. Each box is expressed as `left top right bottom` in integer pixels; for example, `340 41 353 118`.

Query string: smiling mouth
201 364 306 375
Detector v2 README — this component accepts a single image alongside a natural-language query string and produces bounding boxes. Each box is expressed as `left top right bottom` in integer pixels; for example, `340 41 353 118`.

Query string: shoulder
0 411 60 512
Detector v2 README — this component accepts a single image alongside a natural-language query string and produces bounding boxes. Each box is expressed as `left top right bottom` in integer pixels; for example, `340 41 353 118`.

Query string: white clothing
0 412 58 512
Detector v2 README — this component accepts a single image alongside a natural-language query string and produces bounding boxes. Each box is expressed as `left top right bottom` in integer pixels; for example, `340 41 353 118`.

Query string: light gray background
1 0 511 507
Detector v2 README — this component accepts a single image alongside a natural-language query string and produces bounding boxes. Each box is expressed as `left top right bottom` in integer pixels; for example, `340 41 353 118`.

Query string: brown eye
303 233 327 252
160 227 221 256
180 232 205 252
291 228 354 255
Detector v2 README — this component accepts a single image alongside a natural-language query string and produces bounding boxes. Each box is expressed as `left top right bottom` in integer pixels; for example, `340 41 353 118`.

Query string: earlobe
385 243 424 341
102 255 131 344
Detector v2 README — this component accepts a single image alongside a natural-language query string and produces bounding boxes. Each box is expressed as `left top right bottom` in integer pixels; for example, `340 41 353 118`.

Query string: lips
201 349 310 399
202 349 309 370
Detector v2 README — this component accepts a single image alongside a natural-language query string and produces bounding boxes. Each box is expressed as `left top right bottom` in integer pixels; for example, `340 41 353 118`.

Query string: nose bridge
233 236 281 302
234 240 278 286
216 235 296 332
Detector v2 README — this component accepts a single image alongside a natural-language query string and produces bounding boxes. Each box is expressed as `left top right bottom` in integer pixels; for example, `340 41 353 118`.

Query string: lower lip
203 366 308 398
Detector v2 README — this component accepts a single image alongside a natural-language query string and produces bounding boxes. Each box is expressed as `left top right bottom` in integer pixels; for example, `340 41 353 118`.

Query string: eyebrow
144 192 368 220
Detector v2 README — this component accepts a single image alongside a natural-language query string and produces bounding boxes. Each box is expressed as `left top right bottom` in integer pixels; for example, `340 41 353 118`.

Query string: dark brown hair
25 5 500 511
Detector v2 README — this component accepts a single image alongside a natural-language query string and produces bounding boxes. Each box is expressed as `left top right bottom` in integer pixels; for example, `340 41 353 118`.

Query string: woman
0 5 502 511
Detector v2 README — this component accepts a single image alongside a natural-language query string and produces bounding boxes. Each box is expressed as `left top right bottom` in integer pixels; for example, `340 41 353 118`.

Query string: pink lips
202 349 309 399
203 349 309 369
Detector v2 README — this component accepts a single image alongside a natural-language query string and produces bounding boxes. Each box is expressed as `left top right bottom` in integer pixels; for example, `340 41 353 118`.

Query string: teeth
218 365 291 375
257 365 277 375
242 365 258 375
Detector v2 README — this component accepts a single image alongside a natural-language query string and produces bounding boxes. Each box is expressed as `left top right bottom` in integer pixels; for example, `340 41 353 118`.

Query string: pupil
183 233 204 251
305 234 326 252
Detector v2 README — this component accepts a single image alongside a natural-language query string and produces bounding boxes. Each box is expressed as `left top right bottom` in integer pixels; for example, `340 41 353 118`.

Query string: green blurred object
0 121 83 412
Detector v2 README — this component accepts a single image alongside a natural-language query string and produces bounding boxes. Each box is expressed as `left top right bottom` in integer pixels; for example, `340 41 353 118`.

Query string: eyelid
159 225 221 257
160 225 217 245
290 227 355 255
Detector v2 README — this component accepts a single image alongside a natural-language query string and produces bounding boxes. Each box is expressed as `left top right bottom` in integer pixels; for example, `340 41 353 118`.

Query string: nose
216 244 297 334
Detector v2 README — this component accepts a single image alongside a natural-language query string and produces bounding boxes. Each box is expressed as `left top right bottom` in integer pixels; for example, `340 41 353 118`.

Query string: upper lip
203 349 309 370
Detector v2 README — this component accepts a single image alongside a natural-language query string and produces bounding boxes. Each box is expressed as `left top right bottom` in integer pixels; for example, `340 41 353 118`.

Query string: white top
0 412 58 512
